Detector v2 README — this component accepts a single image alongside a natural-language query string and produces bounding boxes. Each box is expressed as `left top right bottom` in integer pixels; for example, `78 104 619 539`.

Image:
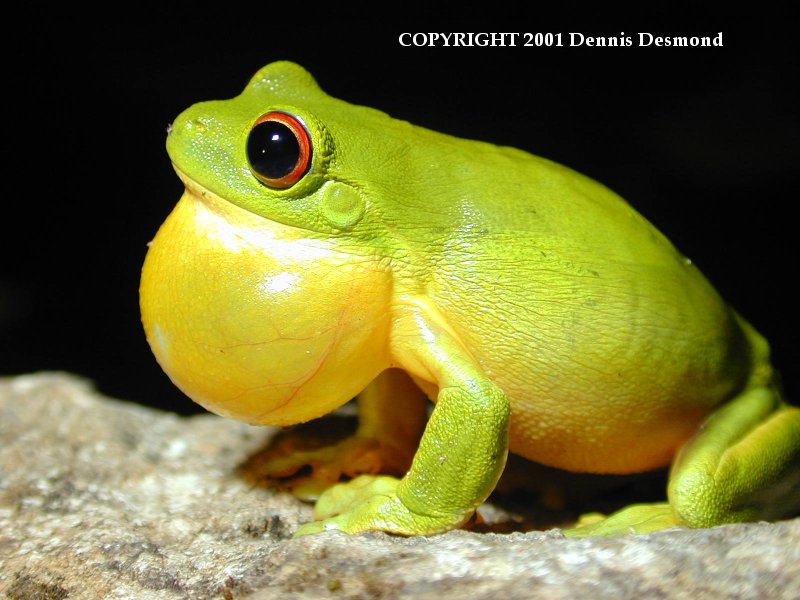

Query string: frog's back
381 126 755 474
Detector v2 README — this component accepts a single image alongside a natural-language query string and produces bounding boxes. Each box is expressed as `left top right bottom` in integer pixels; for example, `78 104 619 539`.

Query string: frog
139 60 800 538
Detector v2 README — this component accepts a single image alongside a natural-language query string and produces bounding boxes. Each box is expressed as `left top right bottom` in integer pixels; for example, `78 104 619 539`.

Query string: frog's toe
244 435 403 501
564 502 680 537
313 474 400 519
293 519 337 537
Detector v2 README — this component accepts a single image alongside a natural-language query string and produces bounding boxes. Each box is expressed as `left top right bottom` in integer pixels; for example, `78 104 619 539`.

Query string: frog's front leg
250 369 427 499
567 382 800 537
295 299 510 536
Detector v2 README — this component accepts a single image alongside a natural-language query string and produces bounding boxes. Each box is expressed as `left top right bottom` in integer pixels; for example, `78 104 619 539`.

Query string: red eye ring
247 111 311 189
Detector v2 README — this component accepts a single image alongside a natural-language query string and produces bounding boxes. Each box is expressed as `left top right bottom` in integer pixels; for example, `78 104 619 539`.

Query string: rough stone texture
1 372 799 599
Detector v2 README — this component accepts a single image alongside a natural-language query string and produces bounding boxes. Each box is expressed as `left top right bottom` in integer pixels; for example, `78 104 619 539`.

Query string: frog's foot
244 434 412 501
293 474 474 537
564 502 679 537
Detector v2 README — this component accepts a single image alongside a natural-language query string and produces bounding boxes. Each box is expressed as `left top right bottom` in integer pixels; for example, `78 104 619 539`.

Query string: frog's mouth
140 184 391 426
170 166 274 230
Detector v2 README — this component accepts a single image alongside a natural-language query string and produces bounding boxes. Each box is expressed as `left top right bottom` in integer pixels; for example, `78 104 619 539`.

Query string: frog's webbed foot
294 474 474 537
564 503 679 537
241 428 412 501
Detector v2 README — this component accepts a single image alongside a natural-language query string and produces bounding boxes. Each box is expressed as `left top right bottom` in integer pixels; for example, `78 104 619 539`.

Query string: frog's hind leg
567 384 800 537
667 385 800 528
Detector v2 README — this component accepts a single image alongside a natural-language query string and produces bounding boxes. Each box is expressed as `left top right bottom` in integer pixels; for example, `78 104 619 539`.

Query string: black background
2 15 797 415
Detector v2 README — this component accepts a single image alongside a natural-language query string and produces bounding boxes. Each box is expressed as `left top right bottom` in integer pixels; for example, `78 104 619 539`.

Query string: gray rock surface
1 372 799 599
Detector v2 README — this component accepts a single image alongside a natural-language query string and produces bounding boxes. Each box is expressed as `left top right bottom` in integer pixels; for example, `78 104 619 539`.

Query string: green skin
142 61 800 537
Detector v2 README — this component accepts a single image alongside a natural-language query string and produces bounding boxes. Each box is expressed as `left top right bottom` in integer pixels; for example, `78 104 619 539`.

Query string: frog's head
140 62 394 426
165 60 385 234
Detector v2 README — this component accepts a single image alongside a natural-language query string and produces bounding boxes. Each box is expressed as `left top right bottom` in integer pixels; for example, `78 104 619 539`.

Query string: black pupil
247 120 300 179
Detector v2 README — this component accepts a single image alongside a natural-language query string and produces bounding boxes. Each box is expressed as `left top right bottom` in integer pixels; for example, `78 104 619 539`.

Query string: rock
1 372 799 599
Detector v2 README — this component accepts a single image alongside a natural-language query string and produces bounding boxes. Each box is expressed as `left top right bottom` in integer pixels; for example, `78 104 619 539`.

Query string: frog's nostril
189 117 207 133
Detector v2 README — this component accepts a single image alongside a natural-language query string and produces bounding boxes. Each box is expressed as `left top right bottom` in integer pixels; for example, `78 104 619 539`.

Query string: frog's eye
247 112 311 189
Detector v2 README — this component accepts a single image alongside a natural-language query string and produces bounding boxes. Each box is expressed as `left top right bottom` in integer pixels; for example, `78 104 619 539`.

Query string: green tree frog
140 61 800 537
